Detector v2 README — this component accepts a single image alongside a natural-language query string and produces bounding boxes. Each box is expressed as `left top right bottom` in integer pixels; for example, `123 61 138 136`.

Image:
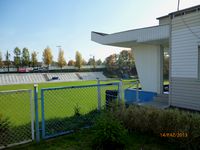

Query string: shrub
184 112 200 149
73 104 81 117
113 105 200 149
114 105 160 133
92 112 128 150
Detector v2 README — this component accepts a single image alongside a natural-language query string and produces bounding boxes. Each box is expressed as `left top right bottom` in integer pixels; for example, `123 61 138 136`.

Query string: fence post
97 78 101 111
118 79 123 101
34 84 40 142
41 89 45 139
136 80 139 102
30 90 35 141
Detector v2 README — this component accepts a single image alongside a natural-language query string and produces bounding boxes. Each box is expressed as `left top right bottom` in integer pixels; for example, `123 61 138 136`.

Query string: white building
91 5 200 111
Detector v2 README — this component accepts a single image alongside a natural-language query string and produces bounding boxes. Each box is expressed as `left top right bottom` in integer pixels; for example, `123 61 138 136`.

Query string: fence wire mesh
41 83 119 139
0 90 33 149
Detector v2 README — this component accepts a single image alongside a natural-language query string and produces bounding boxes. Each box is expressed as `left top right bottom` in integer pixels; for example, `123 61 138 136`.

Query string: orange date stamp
160 132 188 138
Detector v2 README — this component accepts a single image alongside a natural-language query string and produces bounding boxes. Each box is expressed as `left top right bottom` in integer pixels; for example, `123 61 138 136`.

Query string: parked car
17 68 32 73
33 67 48 72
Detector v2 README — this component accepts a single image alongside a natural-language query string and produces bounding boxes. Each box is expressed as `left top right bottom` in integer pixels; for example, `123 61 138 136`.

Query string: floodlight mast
56 45 61 51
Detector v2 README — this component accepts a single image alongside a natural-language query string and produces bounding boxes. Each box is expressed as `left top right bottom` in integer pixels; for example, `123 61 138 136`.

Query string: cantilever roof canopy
91 25 170 48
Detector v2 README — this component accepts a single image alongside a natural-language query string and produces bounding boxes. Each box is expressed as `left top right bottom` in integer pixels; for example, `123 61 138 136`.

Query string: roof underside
91 25 170 48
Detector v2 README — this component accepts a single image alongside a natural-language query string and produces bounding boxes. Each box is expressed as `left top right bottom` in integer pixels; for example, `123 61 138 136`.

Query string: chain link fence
40 82 119 139
0 90 34 149
0 79 136 148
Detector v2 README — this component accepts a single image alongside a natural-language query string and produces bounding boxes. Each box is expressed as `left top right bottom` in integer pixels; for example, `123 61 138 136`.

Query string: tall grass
113 104 200 149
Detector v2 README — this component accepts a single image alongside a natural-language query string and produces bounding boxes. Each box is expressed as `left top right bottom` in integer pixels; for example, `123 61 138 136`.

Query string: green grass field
0 80 135 126
0 80 100 91
0 79 169 127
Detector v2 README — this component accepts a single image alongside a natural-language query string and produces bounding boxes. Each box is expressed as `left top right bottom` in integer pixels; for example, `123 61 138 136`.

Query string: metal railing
121 79 140 102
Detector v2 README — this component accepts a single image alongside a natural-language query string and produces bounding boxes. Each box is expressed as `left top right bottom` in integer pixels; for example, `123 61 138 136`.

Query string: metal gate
0 89 34 149
40 82 119 139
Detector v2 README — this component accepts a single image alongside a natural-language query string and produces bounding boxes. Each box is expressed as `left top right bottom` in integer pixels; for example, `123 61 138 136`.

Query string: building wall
133 44 163 93
171 77 200 111
171 12 200 78
159 16 170 25
171 10 200 110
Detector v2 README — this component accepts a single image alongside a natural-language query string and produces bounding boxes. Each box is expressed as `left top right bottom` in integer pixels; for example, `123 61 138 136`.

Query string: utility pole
177 0 180 11
90 54 96 69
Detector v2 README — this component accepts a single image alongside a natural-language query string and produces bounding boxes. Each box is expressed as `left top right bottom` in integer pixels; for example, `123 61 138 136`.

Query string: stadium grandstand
0 72 107 85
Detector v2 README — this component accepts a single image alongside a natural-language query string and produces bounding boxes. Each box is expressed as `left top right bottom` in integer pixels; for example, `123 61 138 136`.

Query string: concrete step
141 94 169 109
153 94 169 103
75 73 83 80
144 102 169 109
154 96 168 101
156 94 169 98
153 98 168 104
43 74 50 81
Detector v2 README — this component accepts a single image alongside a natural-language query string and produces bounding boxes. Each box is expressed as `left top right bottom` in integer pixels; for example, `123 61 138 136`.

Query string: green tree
0 51 3 67
82 59 87 66
57 49 66 69
68 60 75 66
13 47 21 68
117 50 134 74
75 51 82 69
88 56 96 68
163 52 169 80
105 54 119 76
31 51 38 67
96 59 102 65
22 48 30 67
105 54 118 71
5 51 11 72
43 46 53 69
87 58 94 65
51 61 58 66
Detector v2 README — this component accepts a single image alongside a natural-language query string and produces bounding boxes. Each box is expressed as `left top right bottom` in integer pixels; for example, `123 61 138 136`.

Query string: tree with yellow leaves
43 46 53 69
75 51 82 70
31 51 38 67
57 49 66 69
68 60 75 66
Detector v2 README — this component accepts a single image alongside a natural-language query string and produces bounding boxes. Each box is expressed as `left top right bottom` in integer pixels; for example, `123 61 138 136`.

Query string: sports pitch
0 80 134 126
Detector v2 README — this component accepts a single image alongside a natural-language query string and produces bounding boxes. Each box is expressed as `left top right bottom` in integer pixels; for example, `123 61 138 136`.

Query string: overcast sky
0 0 199 62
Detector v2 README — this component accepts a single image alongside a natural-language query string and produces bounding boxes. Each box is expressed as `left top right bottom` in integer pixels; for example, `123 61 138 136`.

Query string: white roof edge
93 25 168 36
91 25 170 46
91 31 108 36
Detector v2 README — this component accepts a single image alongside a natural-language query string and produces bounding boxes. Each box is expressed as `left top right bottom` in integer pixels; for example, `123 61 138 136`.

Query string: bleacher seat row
0 72 107 85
